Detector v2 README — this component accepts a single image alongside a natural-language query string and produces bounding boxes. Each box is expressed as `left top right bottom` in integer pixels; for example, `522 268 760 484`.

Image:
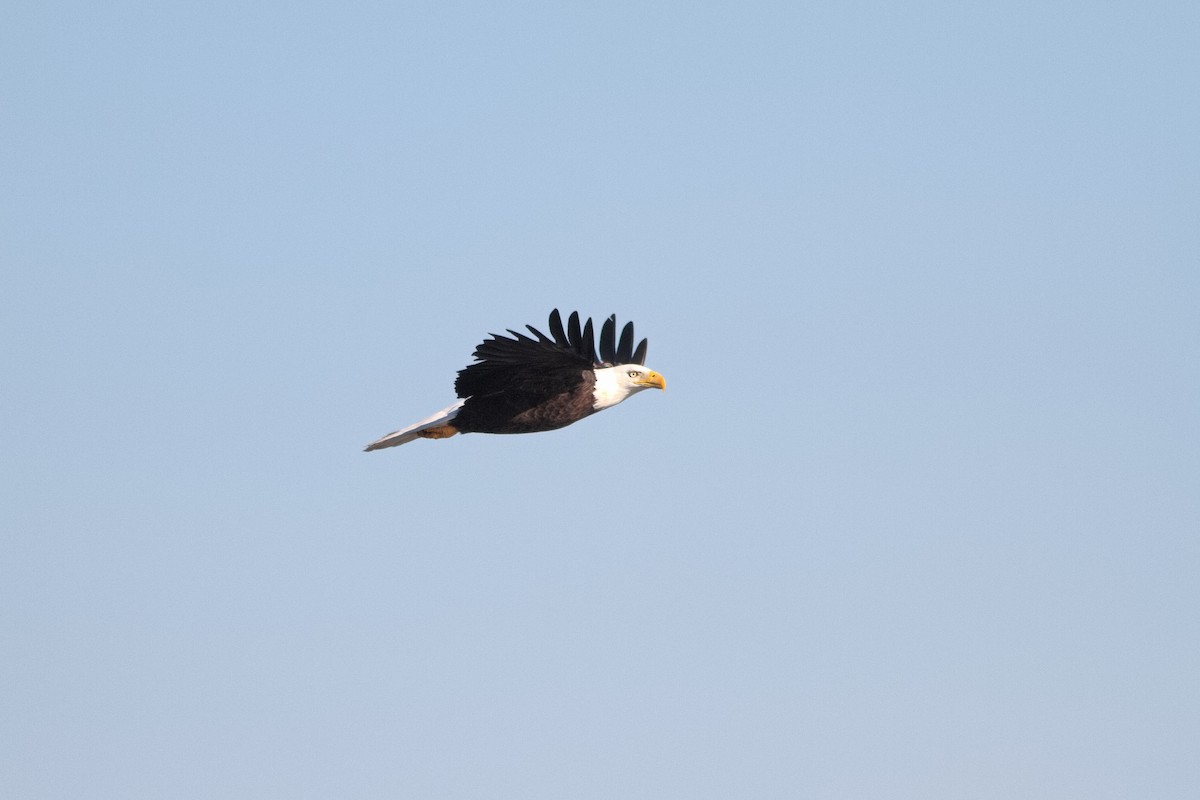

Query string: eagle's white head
592 364 666 411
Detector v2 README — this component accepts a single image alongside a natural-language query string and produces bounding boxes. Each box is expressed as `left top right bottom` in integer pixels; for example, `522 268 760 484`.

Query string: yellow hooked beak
636 371 666 391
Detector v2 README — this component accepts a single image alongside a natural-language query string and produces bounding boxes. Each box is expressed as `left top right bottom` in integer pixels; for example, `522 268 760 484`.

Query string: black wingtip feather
548 309 567 346
599 315 616 364
581 318 597 364
632 338 648 365
617 321 635 363
525 324 552 344
567 311 582 348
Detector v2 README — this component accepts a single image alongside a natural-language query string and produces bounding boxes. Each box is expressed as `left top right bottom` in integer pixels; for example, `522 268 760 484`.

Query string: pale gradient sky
3 2 1199 798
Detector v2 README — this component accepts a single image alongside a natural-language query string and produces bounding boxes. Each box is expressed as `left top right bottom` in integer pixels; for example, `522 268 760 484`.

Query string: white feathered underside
364 399 466 451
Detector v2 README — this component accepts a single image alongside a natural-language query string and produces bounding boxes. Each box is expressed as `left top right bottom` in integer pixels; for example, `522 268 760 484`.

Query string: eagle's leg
417 424 459 439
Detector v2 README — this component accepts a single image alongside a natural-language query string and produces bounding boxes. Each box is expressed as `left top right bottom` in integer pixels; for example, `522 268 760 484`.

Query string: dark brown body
453 370 597 434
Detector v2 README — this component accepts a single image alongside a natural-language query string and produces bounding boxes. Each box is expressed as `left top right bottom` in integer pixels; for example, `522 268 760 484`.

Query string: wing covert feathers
454 309 593 400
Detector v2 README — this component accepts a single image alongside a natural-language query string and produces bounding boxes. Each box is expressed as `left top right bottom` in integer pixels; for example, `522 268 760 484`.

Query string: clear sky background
3 2 1198 798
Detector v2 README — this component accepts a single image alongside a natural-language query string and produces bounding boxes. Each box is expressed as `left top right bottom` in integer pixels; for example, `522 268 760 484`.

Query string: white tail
364 399 466 451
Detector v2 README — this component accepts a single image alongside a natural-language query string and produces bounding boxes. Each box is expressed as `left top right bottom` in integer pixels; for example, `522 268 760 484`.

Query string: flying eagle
364 309 665 451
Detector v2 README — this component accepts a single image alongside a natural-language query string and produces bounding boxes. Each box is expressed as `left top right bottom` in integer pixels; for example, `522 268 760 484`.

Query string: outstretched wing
454 309 597 400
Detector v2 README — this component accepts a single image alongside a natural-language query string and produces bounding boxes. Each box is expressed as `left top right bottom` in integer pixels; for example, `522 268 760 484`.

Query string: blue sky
3 2 1198 797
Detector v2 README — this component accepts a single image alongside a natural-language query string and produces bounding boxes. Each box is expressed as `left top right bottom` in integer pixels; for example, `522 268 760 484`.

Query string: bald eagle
364 309 664 451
